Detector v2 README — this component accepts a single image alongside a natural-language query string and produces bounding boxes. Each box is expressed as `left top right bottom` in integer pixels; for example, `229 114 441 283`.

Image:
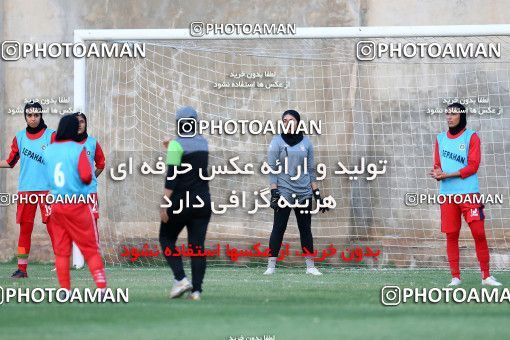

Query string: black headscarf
24 101 47 134
55 114 79 142
448 102 467 135
281 109 303 147
73 112 89 142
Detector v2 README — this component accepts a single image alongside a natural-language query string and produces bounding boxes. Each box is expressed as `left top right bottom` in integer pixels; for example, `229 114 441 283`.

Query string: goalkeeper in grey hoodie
264 109 329 275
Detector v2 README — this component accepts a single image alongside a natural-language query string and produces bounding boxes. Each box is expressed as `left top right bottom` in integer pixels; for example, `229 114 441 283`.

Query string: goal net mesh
83 35 510 269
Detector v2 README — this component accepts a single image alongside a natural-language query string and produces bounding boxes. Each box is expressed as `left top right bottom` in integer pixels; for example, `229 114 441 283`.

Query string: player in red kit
74 112 105 224
70 112 106 269
429 102 501 286
0 101 56 278
44 114 107 293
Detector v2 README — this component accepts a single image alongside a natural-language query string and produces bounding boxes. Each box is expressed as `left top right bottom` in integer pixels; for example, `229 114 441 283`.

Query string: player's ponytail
55 114 80 142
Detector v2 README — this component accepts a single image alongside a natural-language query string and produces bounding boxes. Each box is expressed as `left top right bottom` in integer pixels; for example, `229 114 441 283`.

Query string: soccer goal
73 25 510 269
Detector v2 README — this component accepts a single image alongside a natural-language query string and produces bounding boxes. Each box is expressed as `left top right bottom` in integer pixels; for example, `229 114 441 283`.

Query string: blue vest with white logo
16 128 54 191
82 137 97 194
437 129 479 194
44 142 89 198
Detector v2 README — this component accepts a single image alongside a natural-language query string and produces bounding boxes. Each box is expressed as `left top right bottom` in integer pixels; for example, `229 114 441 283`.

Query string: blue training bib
44 142 89 198
16 129 54 191
437 129 479 195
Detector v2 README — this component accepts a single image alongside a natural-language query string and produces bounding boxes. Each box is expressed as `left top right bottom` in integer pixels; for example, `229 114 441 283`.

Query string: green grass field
0 263 509 339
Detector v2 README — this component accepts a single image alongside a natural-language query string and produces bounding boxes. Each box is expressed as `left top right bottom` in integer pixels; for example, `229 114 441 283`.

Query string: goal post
73 25 510 269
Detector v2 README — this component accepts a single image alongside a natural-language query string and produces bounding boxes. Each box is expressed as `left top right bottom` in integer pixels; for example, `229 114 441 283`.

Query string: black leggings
269 198 313 257
159 207 211 292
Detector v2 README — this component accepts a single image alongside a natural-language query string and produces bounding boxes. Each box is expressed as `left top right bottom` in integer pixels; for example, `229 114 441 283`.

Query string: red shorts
16 191 50 224
89 193 99 220
48 203 100 257
440 193 485 233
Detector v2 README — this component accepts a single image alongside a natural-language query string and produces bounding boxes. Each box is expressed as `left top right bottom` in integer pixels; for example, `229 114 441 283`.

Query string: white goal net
80 30 510 269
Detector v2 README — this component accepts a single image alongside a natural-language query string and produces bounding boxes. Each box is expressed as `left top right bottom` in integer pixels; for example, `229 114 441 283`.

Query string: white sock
305 257 315 269
267 257 277 269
